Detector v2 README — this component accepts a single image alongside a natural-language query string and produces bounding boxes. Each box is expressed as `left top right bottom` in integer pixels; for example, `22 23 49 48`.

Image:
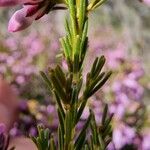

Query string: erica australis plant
0 0 113 149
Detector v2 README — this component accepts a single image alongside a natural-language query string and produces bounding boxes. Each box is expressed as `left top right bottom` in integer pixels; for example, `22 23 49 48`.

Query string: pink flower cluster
0 0 64 32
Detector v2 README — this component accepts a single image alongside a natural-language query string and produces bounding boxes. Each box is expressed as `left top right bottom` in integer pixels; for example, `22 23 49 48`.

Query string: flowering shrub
0 0 150 149
0 0 114 149
8 42 149 149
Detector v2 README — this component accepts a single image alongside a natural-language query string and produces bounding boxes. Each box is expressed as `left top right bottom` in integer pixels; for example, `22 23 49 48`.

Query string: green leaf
68 141 74 150
66 35 72 56
75 113 92 150
75 132 86 150
92 0 107 10
90 111 99 145
80 21 88 64
31 136 38 147
68 0 77 37
74 35 81 56
83 144 90 150
40 71 52 91
65 18 72 40
102 125 112 138
80 36 88 65
88 0 107 11
98 134 105 150
102 104 108 125
73 54 80 73
58 109 65 134
77 77 83 95
67 57 73 72
89 71 112 97
58 126 64 150
65 73 73 100
37 137 43 150
55 65 67 87
81 21 88 43
85 73 91 92
54 91 65 118
64 110 73 148
71 85 78 105
90 57 99 78
89 72 105 93
78 0 87 31
93 56 105 79
103 113 113 132
49 70 68 104
50 135 56 150
90 56 105 79
60 38 70 58
76 97 88 123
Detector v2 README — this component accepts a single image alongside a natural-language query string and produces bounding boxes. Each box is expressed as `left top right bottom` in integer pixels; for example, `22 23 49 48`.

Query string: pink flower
0 123 5 134
140 0 150 6
0 0 39 6
0 0 65 32
113 123 136 149
142 134 150 150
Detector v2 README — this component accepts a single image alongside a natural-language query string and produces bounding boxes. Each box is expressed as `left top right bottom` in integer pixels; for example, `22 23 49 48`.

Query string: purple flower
0 123 5 134
105 43 126 69
142 134 150 150
0 123 10 150
110 103 126 119
113 123 136 149
123 76 144 101
29 126 37 136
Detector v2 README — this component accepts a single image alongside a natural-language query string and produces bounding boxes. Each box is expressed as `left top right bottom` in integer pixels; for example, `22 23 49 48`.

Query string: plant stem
62 0 88 148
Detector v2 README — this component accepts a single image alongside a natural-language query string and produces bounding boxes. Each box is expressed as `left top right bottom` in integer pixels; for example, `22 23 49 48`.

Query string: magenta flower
0 0 65 32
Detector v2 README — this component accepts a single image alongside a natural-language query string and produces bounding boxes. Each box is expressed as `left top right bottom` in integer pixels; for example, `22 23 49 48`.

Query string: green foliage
84 56 112 98
32 0 113 149
31 126 56 150
89 104 113 150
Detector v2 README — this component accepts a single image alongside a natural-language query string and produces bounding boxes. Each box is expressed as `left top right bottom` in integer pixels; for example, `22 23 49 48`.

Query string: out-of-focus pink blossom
110 103 126 119
142 134 150 150
0 0 42 6
123 76 144 101
141 0 150 6
0 0 65 32
113 123 136 149
16 75 25 84
106 43 126 69
0 123 5 134
8 6 36 32
128 60 144 80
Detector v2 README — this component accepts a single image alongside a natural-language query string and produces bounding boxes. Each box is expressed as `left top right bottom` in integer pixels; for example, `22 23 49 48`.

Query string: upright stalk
61 0 88 149
32 0 113 149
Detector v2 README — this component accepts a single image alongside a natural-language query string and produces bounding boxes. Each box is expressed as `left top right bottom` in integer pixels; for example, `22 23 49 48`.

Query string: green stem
62 0 88 147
